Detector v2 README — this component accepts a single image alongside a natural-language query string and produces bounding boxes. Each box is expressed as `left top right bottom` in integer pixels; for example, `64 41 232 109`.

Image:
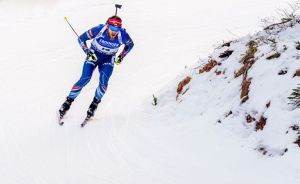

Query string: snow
1 0 300 183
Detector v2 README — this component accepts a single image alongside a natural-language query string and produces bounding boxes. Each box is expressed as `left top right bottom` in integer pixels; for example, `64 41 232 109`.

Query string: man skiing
58 15 134 122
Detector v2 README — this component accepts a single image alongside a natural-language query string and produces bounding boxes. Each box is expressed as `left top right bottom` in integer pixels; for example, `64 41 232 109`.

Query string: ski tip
64 16 67 21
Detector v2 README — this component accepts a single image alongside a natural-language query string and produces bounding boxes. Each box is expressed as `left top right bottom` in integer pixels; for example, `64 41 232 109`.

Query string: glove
87 51 98 62
115 55 123 65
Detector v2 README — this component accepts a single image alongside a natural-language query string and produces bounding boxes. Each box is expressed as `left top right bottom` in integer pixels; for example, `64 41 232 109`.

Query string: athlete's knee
79 76 92 85
100 72 110 85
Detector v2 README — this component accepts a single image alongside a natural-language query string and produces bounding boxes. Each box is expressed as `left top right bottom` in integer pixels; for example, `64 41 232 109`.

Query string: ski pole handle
115 4 122 16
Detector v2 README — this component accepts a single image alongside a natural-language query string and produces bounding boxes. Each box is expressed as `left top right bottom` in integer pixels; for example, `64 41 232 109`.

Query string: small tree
276 0 300 21
152 94 158 106
288 84 300 107
262 1 300 31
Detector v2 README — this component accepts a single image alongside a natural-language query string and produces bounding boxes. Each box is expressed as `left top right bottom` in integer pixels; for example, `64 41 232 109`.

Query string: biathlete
58 15 134 119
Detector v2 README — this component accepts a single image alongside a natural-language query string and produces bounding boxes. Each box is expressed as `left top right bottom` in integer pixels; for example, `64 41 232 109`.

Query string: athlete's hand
115 55 123 65
87 51 97 62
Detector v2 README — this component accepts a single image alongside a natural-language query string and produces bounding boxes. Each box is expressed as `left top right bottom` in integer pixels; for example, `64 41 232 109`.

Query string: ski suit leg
68 60 97 99
94 58 114 101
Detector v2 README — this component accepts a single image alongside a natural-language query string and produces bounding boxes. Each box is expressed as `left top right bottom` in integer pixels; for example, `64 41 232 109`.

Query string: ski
81 116 91 127
57 111 64 126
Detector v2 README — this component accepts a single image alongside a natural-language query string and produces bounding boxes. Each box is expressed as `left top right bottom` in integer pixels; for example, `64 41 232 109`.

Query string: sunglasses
108 25 121 32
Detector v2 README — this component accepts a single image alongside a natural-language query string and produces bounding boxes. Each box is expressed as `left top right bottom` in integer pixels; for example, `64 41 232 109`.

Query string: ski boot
81 98 101 127
58 97 74 119
87 97 101 118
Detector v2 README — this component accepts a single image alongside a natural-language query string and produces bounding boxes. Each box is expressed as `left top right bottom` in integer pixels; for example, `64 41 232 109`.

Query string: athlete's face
107 28 118 39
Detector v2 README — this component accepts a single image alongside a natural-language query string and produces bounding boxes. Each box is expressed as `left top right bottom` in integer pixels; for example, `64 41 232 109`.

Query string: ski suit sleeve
78 24 104 54
119 31 134 59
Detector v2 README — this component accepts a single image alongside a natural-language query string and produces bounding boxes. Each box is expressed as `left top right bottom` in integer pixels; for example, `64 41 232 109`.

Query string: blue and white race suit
68 24 134 101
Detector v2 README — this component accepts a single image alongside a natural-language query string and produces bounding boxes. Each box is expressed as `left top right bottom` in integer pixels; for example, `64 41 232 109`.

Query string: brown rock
177 76 192 94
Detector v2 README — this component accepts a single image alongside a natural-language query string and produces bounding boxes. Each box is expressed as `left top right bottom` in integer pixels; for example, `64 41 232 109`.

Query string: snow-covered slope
165 16 300 156
152 16 300 181
1 0 300 184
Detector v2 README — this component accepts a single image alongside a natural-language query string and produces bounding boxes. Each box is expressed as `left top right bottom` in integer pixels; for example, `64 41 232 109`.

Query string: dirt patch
234 65 247 78
246 114 255 123
234 62 255 78
177 76 192 95
199 60 220 74
293 69 300 77
241 78 252 103
256 116 267 131
215 70 222 75
235 41 257 78
236 41 258 104
242 41 257 64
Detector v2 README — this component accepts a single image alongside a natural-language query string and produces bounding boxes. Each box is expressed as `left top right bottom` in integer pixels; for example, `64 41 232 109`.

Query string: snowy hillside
156 16 300 157
1 0 300 184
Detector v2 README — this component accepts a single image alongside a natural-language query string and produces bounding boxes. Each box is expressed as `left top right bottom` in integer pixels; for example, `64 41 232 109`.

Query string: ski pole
115 4 122 16
64 16 80 38
64 16 98 61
